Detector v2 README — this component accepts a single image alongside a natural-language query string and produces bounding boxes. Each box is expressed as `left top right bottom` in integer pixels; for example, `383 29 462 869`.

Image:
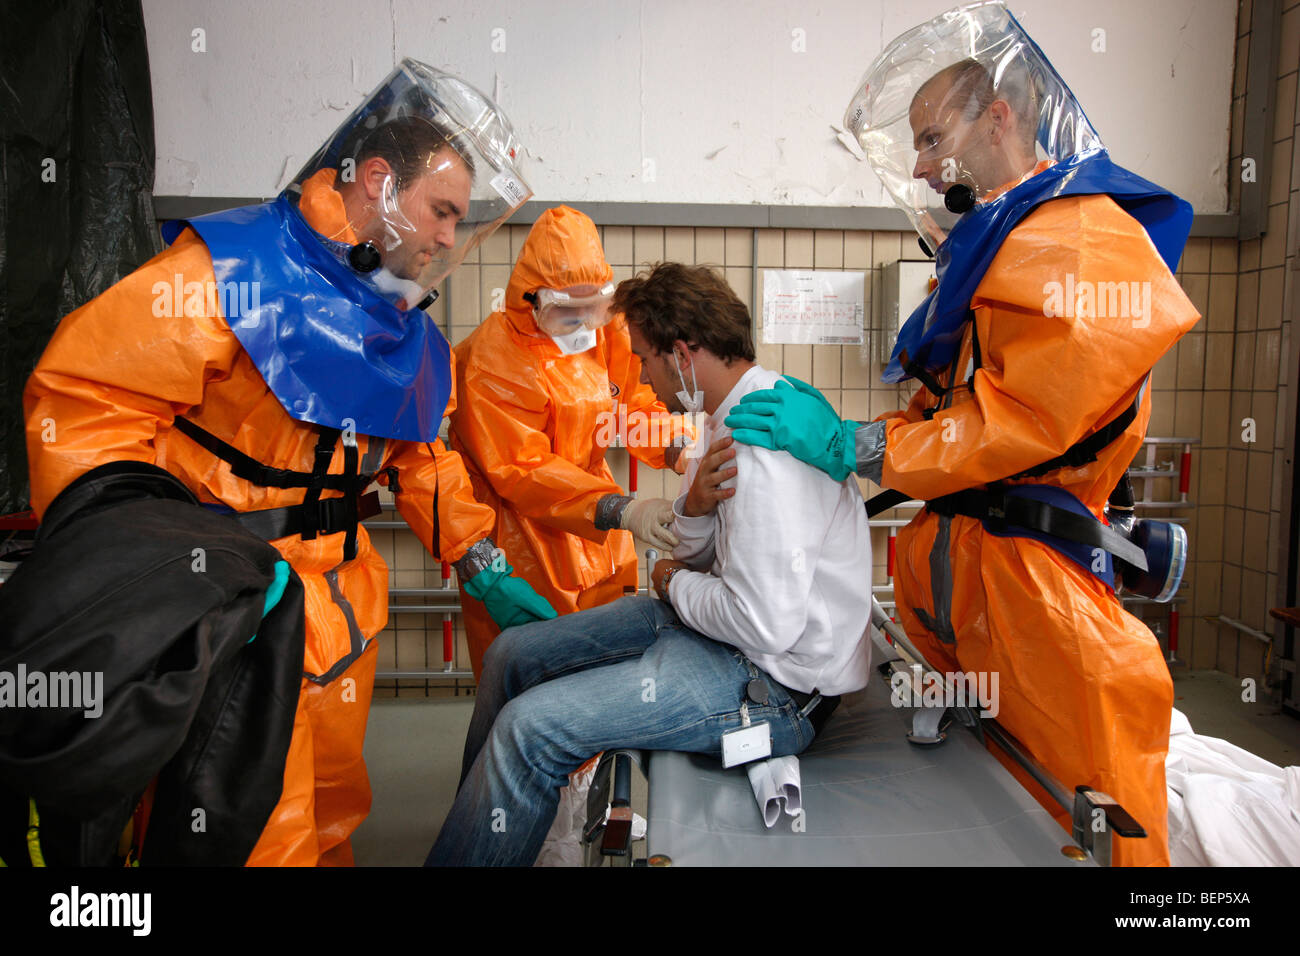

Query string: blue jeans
425 595 815 866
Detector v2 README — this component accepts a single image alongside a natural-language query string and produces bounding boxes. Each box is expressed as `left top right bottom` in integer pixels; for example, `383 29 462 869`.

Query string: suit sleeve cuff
855 420 887 484
453 537 499 582
595 493 632 531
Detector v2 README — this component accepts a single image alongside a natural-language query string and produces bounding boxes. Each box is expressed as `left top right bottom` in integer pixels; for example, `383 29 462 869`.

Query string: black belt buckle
314 496 344 534
314 491 380 535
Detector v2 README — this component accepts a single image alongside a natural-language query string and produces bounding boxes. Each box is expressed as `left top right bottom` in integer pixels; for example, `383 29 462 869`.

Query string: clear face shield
286 58 532 310
843 1 1102 254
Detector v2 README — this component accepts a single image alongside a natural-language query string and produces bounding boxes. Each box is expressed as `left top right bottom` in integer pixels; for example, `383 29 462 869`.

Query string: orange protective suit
450 206 683 677
880 191 1200 866
24 170 496 865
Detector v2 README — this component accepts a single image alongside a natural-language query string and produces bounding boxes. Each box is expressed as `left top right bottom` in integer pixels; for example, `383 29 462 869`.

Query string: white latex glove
620 497 680 551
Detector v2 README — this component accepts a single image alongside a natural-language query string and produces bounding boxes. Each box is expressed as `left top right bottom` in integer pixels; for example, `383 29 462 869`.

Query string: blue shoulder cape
162 196 452 443
884 149 1193 385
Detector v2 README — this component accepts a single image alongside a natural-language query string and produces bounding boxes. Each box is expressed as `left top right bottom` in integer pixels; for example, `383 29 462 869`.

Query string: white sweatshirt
668 365 873 696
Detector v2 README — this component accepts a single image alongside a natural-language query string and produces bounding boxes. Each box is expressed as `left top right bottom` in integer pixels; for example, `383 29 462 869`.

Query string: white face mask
672 350 703 414
549 326 598 355
370 267 428 312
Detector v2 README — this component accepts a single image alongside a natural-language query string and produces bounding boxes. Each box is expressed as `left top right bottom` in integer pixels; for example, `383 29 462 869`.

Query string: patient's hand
665 442 689 475
683 436 737 517
652 558 689 601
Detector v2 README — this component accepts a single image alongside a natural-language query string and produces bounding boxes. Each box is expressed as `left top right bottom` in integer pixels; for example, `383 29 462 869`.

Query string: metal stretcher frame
586 599 1144 867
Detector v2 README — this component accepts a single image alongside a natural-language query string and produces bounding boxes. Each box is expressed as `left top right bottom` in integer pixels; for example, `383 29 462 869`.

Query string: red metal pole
1179 444 1191 499
441 560 453 669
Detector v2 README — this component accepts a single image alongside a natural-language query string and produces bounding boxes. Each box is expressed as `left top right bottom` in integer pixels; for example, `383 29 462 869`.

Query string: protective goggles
529 284 616 337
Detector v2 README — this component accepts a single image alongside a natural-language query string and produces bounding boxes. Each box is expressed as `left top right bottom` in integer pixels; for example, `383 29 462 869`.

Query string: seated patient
426 262 873 866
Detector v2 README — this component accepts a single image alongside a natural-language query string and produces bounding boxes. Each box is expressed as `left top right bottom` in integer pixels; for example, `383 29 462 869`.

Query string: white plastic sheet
535 759 599 868
534 757 646 867
1166 708 1300 867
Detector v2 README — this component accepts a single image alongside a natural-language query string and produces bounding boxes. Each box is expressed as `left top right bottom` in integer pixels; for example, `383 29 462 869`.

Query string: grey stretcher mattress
645 670 1090 866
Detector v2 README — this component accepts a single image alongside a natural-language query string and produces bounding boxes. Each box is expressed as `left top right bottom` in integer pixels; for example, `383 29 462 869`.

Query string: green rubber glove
250 560 292 644
464 562 558 631
724 375 859 482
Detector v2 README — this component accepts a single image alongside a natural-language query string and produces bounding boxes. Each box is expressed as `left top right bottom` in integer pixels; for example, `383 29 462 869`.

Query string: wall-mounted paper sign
760 270 865 346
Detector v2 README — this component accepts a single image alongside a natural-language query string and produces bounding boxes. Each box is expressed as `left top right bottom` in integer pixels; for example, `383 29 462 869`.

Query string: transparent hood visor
843 1 1102 252
285 58 532 309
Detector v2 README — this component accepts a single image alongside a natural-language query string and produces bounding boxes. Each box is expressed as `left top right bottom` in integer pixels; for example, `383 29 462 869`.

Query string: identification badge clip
721 700 772 769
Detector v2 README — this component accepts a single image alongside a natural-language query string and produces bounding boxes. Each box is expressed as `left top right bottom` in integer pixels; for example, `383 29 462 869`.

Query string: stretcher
583 600 1146 867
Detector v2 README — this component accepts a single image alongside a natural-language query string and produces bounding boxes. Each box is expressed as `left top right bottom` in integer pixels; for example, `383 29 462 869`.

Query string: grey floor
352 689 651 867
1169 668 1299 766
352 695 475 866
351 668 1300 866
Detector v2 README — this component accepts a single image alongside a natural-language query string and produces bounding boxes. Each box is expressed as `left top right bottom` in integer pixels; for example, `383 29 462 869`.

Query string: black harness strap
230 493 382 550
900 350 953 401
171 417 353 492
867 314 1147 573
900 311 982 404
1006 399 1140 480
299 427 340 542
425 442 441 560
864 393 1142 527
172 417 382 562
866 488 911 518
339 435 360 558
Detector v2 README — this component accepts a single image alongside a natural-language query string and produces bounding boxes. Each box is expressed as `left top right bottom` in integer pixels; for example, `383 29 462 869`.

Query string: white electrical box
880 260 937 365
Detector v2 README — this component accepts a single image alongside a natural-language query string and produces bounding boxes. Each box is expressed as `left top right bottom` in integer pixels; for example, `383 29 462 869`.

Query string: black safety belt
172 417 391 562
867 303 1148 566
925 484 1147 570
865 394 1140 519
863 380 1145 569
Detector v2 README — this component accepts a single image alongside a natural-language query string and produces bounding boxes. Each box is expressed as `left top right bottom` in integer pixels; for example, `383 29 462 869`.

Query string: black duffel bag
0 461 304 866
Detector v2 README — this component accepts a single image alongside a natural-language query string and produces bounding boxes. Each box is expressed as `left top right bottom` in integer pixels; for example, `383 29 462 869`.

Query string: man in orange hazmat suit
23 61 555 865
726 5 1200 865
450 205 691 678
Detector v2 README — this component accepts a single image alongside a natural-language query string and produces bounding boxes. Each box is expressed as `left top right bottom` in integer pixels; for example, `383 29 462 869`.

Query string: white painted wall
143 0 1236 211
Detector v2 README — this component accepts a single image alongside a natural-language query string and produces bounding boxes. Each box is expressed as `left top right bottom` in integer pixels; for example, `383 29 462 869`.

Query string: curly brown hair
613 262 755 363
